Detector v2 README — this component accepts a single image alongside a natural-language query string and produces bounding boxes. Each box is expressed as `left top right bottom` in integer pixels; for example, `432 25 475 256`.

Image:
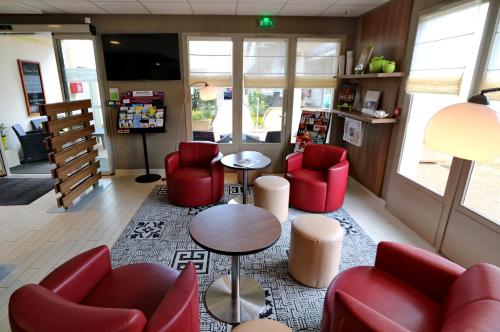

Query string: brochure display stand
117 91 166 183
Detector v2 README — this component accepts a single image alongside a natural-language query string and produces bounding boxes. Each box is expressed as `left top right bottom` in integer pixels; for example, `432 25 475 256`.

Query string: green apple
369 56 388 73
383 61 396 73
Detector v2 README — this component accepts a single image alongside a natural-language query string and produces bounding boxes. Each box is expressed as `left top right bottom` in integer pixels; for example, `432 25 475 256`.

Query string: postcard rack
41 99 101 209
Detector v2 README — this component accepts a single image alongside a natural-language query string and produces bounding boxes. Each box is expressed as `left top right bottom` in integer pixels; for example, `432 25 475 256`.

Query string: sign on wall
17 60 46 116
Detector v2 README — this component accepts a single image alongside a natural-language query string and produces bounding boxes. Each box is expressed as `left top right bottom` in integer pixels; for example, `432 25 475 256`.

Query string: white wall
0 33 62 159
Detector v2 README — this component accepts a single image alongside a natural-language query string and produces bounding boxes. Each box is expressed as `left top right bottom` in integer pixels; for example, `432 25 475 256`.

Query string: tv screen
101 33 181 81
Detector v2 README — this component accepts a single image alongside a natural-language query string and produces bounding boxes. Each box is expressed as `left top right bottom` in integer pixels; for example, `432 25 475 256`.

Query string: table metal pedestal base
206 275 265 324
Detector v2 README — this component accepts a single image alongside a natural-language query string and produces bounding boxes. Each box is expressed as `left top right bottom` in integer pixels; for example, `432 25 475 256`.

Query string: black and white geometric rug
111 184 376 331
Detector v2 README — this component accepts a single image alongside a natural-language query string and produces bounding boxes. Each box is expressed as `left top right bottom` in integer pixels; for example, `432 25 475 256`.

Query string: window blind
295 38 340 88
188 37 232 87
243 39 287 89
481 21 500 100
406 1 488 95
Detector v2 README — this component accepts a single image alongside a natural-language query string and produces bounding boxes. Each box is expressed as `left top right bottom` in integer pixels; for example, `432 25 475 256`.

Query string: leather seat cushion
82 263 179 319
287 169 326 185
170 167 211 182
326 266 441 332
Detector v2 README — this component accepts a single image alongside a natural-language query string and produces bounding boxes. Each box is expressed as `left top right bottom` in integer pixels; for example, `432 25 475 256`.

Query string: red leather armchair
285 144 349 213
322 241 500 332
165 141 224 207
9 246 200 332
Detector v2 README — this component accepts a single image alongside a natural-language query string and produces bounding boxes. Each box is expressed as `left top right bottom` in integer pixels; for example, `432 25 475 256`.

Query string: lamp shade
199 85 217 101
424 102 500 162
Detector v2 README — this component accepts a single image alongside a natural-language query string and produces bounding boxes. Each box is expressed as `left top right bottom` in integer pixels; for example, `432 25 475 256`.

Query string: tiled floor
0 173 434 331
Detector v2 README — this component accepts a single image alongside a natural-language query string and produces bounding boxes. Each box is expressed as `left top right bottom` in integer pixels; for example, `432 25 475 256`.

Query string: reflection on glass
242 89 283 143
191 87 232 143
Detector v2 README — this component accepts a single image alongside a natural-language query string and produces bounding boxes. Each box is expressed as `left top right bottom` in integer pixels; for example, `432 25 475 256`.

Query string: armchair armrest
9 284 147 332
146 262 199 332
285 152 303 174
39 245 111 303
375 241 465 303
331 290 410 332
165 151 180 175
327 160 349 186
210 152 223 167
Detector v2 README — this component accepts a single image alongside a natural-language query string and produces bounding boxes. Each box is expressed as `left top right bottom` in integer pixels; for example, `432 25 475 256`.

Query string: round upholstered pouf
288 214 343 288
232 319 292 332
254 176 290 223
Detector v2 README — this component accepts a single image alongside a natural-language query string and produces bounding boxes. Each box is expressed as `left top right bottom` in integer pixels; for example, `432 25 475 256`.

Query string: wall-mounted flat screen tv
101 33 181 81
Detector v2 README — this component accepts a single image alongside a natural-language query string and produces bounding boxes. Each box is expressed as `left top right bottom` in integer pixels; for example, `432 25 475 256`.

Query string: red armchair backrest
441 263 500 331
302 144 347 171
179 141 219 168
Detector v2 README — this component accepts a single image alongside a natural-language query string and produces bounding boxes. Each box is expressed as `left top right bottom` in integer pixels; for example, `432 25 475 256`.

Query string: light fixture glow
110 40 120 45
425 99 500 162
199 83 217 101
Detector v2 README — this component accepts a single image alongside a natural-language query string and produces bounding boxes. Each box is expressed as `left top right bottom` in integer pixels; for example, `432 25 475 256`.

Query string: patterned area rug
111 184 376 331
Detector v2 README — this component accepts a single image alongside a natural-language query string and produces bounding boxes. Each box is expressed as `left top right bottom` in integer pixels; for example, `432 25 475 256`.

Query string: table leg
231 256 240 323
242 169 248 204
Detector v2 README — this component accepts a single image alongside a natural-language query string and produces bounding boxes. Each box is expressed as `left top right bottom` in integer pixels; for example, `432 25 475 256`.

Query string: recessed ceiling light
110 40 120 45
156 62 161 66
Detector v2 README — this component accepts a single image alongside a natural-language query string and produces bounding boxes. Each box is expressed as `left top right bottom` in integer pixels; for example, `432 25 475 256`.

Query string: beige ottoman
232 319 291 332
254 176 290 223
288 214 343 288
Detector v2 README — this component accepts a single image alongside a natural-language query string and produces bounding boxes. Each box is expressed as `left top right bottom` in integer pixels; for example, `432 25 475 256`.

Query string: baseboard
114 169 166 177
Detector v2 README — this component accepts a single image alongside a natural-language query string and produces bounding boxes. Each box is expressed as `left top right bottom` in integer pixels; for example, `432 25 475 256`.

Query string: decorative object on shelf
17 60 46 116
336 83 357 110
346 51 353 75
354 45 374 74
361 90 382 116
294 110 331 152
393 107 402 118
369 56 389 73
0 123 7 149
338 55 346 76
373 110 388 118
425 87 500 162
109 87 119 101
383 61 396 73
343 118 363 146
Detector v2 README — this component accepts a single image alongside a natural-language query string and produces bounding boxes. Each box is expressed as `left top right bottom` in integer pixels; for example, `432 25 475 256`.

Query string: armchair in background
285 144 349 213
11 124 50 163
165 141 224 207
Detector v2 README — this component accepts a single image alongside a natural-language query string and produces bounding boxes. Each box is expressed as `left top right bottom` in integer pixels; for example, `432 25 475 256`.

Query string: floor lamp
425 88 500 162
176 81 217 148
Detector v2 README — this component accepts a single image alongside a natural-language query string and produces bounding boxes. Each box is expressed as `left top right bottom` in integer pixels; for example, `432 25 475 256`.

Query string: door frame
182 33 344 172
52 34 115 175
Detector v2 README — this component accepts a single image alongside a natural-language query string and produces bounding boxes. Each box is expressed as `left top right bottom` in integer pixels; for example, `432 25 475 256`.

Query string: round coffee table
189 204 281 324
221 151 271 204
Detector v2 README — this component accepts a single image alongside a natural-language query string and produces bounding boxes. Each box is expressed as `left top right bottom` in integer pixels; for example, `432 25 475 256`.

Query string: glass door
54 36 112 173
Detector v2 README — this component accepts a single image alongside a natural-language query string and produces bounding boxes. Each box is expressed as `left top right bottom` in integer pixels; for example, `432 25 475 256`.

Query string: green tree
248 91 268 128
192 88 217 120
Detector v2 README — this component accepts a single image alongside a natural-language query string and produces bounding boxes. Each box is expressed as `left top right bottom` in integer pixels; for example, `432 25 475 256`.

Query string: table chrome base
206 275 265 324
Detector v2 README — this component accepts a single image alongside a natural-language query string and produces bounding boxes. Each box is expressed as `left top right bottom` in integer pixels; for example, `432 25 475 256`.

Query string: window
291 38 340 143
188 37 233 143
398 1 489 195
462 19 500 224
242 39 287 143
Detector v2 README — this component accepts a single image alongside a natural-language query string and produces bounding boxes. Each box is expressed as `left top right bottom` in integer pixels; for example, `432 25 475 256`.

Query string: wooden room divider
40 99 101 209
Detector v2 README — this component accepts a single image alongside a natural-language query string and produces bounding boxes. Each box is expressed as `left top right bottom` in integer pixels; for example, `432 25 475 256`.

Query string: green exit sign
258 16 275 29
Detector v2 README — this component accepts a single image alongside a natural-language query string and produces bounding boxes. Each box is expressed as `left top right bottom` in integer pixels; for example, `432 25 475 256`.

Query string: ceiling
0 0 389 16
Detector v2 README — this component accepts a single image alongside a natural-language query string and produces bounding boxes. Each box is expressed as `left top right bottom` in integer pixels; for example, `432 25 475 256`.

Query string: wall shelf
332 109 398 124
338 72 405 79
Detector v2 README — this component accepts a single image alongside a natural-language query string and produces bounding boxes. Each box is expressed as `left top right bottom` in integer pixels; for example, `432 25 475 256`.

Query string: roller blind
481 21 500 100
295 38 340 88
188 37 232 87
243 39 287 88
406 1 488 95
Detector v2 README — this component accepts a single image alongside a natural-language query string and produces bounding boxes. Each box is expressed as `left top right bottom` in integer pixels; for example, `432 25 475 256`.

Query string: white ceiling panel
279 3 329 16
94 1 149 14
321 4 375 17
237 3 284 15
18 1 64 13
238 0 285 3
0 2 41 13
287 0 335 4
191 2 236 15
336 0 386 5
141 2 192 14
43 1 106 13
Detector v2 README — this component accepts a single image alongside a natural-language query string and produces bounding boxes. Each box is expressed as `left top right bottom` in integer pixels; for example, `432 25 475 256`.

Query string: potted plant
0 123 7 149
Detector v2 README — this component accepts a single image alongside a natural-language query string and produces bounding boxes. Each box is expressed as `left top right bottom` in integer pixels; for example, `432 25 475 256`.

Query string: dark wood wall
332 0 412 196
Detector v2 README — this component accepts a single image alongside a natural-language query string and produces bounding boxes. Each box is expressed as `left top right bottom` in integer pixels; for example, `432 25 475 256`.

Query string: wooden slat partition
40 99 102 209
